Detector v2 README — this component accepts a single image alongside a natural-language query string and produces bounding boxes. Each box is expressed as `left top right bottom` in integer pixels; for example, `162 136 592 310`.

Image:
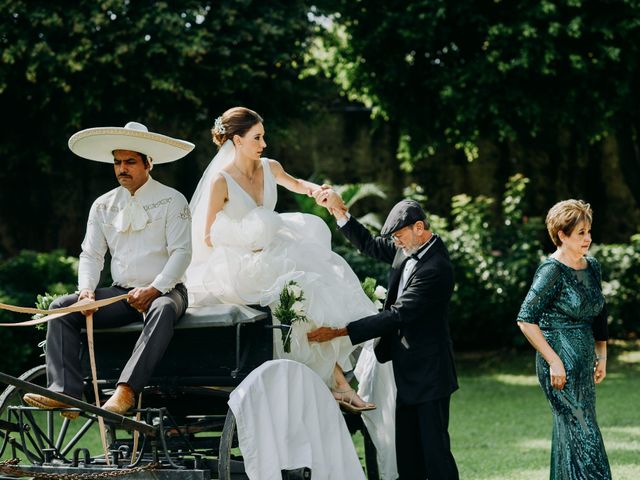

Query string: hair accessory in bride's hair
213 116 226 135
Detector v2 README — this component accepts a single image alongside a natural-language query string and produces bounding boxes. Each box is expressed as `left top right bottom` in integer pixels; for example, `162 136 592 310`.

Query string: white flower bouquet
273 280 308 353
361 277 387 311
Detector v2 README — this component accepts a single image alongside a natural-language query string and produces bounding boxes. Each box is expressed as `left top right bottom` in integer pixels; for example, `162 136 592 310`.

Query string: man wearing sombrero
23 122 194 415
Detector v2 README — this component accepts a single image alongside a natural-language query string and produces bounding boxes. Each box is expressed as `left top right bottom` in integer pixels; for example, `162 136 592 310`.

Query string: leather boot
102 384 136 415
23 393 80 419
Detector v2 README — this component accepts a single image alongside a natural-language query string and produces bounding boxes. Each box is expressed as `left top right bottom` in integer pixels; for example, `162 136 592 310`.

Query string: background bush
0 179 638 377
340 174 639 349
0 250 77 374
591 236 640 339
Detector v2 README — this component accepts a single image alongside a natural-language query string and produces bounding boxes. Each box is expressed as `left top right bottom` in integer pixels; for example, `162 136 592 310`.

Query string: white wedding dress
187 157 380 384
185 141 398 479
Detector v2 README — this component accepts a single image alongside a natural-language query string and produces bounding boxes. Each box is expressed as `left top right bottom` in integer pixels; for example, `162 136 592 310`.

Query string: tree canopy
318 0 640 197
0 0 330 253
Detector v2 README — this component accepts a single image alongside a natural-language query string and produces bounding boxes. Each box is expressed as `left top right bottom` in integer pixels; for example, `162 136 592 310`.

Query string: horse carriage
0 303 380 479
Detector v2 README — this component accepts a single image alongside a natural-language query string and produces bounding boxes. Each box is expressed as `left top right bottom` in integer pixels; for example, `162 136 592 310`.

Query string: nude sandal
332 388 376 413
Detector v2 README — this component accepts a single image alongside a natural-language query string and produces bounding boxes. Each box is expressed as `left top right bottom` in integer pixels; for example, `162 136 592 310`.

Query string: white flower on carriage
374 285 387 300
291 300 305 316
289 284 302 298
373 299 383 310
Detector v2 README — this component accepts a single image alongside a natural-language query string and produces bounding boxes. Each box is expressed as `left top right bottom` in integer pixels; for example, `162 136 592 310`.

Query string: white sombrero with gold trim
68 121 195 164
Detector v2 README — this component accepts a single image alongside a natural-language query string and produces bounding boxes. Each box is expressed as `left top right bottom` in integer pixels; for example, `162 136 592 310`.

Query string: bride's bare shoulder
266 158 284 175
209 173 229 194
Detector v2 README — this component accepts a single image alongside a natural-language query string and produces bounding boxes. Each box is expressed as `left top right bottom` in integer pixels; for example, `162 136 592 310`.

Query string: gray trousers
46 284 188 398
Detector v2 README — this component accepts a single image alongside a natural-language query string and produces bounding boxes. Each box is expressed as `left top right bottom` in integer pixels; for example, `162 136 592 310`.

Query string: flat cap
381 199 427 236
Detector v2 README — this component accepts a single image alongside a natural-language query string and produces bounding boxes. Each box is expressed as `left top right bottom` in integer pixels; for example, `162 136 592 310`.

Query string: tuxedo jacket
341 217 459 405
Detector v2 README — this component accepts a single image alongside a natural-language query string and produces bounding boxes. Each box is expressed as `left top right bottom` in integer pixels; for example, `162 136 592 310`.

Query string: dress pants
46 284 188 398
395 395 459 480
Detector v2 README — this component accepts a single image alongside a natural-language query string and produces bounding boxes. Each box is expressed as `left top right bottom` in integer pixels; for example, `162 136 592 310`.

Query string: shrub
590 236 640 339
0 250 76 374
435 175 545 349
338 174 640 349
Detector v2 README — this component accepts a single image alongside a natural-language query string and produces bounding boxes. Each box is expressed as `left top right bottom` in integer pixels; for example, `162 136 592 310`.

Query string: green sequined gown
517 256 611 480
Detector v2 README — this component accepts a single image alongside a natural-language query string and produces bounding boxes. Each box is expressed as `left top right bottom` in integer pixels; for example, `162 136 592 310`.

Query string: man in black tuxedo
308 198 459 480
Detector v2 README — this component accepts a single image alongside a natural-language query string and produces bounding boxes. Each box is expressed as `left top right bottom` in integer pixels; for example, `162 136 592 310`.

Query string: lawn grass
3 342 638 480
449 341 640 480
354 341 640 479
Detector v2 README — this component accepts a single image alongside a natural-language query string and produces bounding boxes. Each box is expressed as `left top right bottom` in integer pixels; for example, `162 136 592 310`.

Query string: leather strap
0 294 130 326
86 313 111 465
0 294 133 465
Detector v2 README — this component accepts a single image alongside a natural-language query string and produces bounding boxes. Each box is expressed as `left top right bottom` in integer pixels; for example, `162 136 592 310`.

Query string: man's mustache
118 174 132 178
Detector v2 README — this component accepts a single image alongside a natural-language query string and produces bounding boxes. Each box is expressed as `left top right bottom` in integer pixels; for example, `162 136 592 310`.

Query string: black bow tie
410 235 436 260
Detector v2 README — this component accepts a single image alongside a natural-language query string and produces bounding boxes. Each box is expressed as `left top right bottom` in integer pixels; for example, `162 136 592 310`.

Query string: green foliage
360 277 378 303
360 276 386 310
320 0 640 145
339 173 639 348
435 175 545 348
316 0 640 198
273 280 308 353
0 250 77 374
0 250 77 304
0 0 335 253
32 292 66 330
336 245 390 288
590 236 640 338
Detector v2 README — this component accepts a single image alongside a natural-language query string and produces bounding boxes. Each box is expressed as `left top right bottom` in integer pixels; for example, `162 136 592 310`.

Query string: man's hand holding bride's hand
311 186 348 217
307 326 348 343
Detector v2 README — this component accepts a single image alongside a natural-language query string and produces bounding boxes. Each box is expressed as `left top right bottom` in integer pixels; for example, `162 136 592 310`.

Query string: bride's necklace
232 162 257 184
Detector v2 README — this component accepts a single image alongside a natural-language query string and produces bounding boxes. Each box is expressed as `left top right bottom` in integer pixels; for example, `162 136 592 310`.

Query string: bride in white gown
186 107 398 478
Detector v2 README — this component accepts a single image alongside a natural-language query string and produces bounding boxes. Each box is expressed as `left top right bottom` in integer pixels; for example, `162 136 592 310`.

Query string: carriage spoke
60 416 96 457
54 415 71 451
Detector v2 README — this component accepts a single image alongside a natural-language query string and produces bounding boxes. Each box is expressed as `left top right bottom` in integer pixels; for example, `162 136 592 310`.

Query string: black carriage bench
81 304 274 391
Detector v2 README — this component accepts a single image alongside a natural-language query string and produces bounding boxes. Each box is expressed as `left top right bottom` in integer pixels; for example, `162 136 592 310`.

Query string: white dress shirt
397 235 437 296
78 177 192 293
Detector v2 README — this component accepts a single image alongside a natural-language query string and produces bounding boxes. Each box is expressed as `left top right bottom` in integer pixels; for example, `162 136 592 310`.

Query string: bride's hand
314 188 346 211
308 183 332 198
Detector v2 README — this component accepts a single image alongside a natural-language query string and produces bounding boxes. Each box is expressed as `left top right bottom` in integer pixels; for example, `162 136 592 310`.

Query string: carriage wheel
218 408 248 480
0 364 117 465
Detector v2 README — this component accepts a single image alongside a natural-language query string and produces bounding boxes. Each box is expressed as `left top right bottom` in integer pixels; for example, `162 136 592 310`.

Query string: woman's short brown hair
545 199 593 247
211 107 263 147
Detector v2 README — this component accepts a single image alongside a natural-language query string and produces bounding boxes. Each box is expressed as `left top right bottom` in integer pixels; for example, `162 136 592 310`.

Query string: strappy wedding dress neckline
221 161 266 207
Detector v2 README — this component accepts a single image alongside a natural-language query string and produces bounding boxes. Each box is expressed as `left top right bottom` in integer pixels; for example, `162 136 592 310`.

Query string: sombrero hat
68 121 195 164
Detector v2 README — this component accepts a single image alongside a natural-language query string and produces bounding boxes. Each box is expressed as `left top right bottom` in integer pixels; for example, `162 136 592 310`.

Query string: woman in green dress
517 199 611 480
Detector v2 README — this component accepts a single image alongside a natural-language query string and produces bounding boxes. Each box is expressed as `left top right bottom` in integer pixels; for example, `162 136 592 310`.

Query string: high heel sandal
331 388 376 413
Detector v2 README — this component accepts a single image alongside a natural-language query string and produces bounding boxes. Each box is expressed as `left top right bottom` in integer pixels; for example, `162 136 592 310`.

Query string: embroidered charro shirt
78 176 192 293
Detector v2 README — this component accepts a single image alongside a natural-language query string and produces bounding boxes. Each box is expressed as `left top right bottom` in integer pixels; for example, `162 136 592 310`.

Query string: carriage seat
81 304 273 388
92 304 268 333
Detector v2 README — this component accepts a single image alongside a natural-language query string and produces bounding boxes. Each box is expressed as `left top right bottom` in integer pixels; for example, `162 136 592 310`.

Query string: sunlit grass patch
491 373 539 386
